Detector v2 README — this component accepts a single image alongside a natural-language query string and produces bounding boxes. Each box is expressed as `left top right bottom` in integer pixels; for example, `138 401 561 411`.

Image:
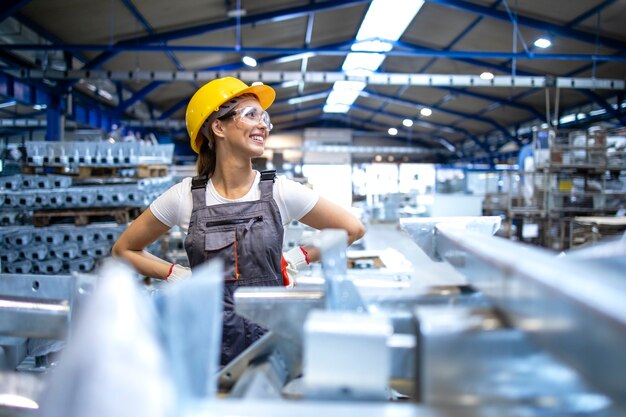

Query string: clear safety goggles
218 106 273 131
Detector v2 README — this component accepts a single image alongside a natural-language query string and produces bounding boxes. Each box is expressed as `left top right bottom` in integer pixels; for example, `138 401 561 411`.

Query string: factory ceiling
0 0 625 162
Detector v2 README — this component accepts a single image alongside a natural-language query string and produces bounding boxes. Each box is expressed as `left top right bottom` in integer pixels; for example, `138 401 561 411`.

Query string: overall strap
190 175 208 209
259 170 276 201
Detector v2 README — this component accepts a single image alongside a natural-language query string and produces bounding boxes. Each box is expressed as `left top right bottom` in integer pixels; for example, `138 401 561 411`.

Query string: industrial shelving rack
483 128 626 251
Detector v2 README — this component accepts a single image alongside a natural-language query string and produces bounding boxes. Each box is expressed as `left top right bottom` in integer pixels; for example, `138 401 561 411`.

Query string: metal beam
5 43 626 62
8 69 625 90
578 91 626 126
418 0 502 74
426 0 626 51
119 0 185 71
0 0 32 23
437 86 546 121
117 81 163 111
351 103 487 152
80 0 370 69
567 0 618 28
362 89 518 146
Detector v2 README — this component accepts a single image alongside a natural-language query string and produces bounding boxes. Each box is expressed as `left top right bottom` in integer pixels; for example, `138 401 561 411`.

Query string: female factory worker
113 76 365 365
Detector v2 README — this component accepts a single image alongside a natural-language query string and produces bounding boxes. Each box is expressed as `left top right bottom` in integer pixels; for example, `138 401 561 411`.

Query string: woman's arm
297 196 366 263
111 208 173 279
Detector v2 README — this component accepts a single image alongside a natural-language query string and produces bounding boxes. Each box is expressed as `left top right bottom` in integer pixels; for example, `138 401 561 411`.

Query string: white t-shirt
150 171 319 235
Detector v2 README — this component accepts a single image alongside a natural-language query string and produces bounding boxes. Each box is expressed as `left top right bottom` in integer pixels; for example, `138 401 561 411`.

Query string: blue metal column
46 95 62 141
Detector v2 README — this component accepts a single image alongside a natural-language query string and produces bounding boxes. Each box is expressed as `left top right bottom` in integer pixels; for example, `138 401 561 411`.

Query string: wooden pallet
22 164 167 178
137 164 169 178
32 207 141 227
22 165 73 175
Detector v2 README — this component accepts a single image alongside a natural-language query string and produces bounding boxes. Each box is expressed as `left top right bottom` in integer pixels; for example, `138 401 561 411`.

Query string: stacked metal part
0 224 127 274
0 174 174 221
24 142 174 166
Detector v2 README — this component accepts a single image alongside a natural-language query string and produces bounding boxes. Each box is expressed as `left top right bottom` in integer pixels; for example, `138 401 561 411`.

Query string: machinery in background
0 217 624 416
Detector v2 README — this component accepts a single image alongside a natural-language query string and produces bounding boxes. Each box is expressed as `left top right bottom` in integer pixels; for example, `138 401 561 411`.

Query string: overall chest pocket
204 216 264 282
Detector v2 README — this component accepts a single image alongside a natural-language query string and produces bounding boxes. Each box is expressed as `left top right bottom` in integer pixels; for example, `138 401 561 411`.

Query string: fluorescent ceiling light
275 52 315 64
333 80 366 93
242 56 257 67
589 109 606 116
480 71 494 80
287 92 329 105
98 90 113 100
402 118 413 127
356 0 425 42
559 114 576 124
342 53 386 76
33 104 47 110
323 103 351 113
0 100 17 109
324 0 424 114
327 89 361 106
279 80 301 89
438 138 456 152
533 37 552 49
420 107 432 117
388 127 398 136
351 40 393 53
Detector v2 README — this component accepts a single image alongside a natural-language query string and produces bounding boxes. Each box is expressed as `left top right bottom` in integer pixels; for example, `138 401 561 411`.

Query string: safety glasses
217 106 273 131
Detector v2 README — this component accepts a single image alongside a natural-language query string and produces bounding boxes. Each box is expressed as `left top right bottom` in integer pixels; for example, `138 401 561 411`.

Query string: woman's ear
211 119 226 138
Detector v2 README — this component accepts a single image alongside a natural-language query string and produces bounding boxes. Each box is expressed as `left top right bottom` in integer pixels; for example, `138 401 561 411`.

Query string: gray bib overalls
184 170 283 366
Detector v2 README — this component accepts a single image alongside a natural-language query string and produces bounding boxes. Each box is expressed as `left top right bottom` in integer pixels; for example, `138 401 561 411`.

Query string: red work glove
281 246 310 287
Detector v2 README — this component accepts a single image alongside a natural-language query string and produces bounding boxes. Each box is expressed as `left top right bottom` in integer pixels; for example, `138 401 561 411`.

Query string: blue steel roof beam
118 0 188 118
13 14 90 64
579 90 626 126
119 0 185 71
271 104 322 118
117 81 163 112
81 0 370 70
273 89 333 107
8 43 626 62
418 0 502 74
559 105 626 129
440 87 546 121
425 0 626 51
206 40 353 71
351 103 484 151
299 12 316 95
363 89 515 149
279 113 435 146
497 1 620 78
567 0 619 28
0 0 32 23
159 99 187 120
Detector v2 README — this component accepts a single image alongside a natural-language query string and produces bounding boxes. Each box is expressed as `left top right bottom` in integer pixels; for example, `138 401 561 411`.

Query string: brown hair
196 129 217 178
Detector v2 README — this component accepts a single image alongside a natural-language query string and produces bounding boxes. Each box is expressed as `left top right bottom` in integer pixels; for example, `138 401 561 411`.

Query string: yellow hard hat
185 77 276 153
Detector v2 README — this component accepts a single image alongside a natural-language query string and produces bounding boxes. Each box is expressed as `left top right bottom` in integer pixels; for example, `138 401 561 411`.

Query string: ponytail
196 131 216 178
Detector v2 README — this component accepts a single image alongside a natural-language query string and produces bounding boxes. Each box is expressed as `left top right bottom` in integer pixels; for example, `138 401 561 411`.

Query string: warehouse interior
0 0 625 416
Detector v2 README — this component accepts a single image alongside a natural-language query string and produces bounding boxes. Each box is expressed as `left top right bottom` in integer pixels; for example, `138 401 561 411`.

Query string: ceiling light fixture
323 103 351 113
402 118 413 127
388 127 398 136
533 37 552 49
420 107 432 117
480 71 494 80
242 56 257 67
0 100 17 109
324 0 425 114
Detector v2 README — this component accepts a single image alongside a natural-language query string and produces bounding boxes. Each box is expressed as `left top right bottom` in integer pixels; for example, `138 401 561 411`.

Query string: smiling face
214 96 271 158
